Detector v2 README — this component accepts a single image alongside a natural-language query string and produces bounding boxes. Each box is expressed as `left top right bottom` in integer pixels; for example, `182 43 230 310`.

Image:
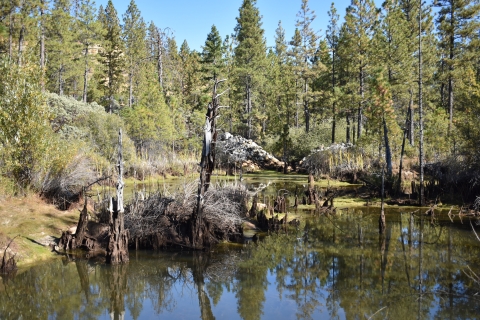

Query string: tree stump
106 129 129 264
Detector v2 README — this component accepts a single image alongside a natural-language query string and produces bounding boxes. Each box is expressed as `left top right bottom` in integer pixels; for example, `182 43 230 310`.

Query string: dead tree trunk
106 129 129 264
192 78 226 249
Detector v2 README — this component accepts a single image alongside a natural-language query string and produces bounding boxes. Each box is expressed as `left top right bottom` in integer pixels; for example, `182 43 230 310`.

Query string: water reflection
0 209 480 319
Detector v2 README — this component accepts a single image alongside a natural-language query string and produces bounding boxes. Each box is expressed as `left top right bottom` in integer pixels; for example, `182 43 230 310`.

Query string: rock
217 132 284 171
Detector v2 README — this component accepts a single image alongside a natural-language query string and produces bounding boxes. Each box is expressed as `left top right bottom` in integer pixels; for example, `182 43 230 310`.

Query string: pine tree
326 3 340 143
122 0 146 108
289 28 302 128
233 0 267 139
435 0 480 132
341 0 379 140
45 0 78 96
272 20 295 172
97 0 125 113
369 0 411 179
76 0 102 102
291 0 324 133
201 25 223 81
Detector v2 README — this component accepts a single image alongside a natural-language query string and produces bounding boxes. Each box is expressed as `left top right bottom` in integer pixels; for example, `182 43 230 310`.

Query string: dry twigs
125 181 248 248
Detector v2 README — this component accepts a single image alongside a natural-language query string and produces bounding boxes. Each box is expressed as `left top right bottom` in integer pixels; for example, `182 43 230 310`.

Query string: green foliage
233 0 267 139
97 0 125 113
46 91 135 173
0 58 65 189
201 25 223 81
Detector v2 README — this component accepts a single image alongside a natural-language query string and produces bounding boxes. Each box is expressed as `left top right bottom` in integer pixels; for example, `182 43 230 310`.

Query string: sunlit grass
0 195 78 267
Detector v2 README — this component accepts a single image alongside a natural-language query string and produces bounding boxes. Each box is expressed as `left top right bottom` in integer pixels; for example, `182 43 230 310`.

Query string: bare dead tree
192 78 227 248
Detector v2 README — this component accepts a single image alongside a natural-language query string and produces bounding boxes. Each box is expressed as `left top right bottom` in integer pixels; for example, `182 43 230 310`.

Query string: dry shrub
41 155 97 209
302 144 371 180
125 181 248 245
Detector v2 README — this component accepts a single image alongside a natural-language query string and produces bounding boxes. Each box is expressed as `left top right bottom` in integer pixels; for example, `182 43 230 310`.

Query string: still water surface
1 207 480 319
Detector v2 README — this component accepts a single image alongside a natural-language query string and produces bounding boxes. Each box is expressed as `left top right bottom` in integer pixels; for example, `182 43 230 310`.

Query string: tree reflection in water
0 208 480 319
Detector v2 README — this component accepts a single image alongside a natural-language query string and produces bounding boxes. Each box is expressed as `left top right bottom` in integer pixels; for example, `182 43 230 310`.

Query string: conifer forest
0 0 479 200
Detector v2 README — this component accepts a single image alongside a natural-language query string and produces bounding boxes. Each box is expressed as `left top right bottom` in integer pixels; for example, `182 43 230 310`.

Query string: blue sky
96 0 381 51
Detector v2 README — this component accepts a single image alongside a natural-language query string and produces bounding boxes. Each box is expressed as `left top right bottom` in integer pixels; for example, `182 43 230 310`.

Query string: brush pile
125 181 249 249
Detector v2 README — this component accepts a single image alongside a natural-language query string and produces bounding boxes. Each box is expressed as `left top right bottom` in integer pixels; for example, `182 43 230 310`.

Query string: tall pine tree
97 0 124 113
435 0 480 132
233 0 267 139
122 0 146 108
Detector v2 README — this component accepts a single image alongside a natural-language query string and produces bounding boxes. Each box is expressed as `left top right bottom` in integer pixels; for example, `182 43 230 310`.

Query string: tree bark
8 12 13 59
106 129 129 264
40 0 45 91
408 89 414 146
346 112 351 144
18 25 25 66
192 78 225 248
128 70 133 108
155 27 164 90
358 64 364 139
447 5 454 133
383 117 392 178
59 64 64 95
418 0 425 206
379 166 386 234
397 110 409 196
331 50 336 144
83 46 89 103
304 79 310 133
246 76 252 139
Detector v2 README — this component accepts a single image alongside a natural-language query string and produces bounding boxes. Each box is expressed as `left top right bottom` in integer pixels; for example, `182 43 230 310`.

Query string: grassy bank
0 195 78 267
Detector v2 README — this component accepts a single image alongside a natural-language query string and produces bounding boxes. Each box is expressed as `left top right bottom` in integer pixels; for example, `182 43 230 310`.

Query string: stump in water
274 195 286 213
306 174 316 205
106 129 129 264
1 236 18 274
249 195 258 218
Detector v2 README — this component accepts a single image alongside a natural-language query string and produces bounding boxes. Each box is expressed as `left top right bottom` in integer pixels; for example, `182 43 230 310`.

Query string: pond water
3 172 480 319
1 206 480 319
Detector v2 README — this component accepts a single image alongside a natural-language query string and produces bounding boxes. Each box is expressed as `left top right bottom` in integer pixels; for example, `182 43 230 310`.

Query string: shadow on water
1 208 480 319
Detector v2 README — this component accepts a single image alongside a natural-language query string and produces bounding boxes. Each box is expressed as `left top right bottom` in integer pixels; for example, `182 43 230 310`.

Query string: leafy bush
46 92 136 174
0 58 67 190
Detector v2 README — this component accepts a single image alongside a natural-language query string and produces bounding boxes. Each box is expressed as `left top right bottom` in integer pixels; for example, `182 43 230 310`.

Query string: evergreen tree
435 0 480 132
76 0 102 102
272 21 295 172
291 0 324 133
45 0 78 96
97 0 124 113
233 0 267 139
122 0 146 108
341 0 379 140
201 25 223 81
289 28 302 128
326 2 340 143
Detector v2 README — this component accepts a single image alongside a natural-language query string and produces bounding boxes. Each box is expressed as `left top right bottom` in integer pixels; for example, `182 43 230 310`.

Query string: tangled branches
124 181 248 248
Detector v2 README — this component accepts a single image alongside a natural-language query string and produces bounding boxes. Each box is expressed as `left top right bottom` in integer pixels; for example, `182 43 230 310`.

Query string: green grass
0 195 78 267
